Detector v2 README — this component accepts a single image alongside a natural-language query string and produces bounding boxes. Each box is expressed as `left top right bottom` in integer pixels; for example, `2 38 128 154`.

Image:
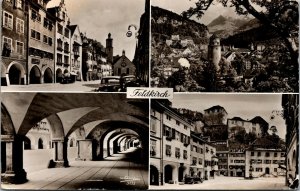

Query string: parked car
97 76 120 92
119 75 141 92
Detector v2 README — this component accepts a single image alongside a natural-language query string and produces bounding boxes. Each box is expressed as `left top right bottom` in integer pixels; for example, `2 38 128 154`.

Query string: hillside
151 6 209 44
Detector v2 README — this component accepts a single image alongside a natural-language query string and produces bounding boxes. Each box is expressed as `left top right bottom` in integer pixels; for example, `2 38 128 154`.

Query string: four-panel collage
1 0 299 190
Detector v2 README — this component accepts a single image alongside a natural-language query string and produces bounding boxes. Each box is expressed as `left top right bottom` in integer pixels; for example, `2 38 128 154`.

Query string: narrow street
1 148 148 190
149 176 288 190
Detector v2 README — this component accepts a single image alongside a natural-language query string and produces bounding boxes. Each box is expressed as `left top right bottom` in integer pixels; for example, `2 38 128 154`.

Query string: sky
152 0 252 25
47 0 145 60
170 94 287 140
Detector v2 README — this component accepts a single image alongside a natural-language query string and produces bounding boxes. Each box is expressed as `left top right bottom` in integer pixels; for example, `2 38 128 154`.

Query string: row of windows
250 159 285 164
5 0 23 9
29 47 54 60
30 29 53 46
166 145 188 159
164 125 190 145
2 36 24 55
251 152 285 157
165 114 188 129
191 145 204 154
57 54 69 64
3 11 24 33
229 153 245 157
230 160 245 163
192 157 203 165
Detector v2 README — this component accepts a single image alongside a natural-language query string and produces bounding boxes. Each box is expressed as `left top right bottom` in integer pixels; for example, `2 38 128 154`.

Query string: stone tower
208 34 221 71
106 33 113 64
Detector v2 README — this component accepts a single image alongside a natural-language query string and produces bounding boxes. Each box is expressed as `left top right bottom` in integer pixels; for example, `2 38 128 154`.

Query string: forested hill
151 6 209 44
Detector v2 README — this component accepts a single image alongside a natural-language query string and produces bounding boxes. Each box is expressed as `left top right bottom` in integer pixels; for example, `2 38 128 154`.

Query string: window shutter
172 128 175 139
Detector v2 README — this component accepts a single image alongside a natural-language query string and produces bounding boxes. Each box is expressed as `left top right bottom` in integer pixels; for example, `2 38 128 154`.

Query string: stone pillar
1 135 27 184
5 73 10 86
48 138 69 168
76 139 92 161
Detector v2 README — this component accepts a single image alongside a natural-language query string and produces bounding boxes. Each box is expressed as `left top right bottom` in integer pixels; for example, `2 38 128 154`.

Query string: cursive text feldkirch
130 89 170 98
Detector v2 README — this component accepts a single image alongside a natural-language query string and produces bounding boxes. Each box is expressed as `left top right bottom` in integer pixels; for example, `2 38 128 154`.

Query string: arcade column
1 135 27 184
48 138 69 168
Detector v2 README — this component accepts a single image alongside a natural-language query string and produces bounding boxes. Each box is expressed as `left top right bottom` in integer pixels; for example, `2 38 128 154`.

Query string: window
192 157 197 165
175 147 180 158
2 36 12 56
183 150 188 159
274 168 277 172
3 11 13 29
64 28 69 38
164 126 171 137
176 120 180 126
48 37 52 46
281 153 285 157
264 160 271 164
57 39 63 50
150 118 156 133
265 152 270 157
184 125 187 130
273 160 278 164
16 18 24 33
30 29 40 40
16 41 23 54
274 152 278 157
16 0 23 9
64 56 69 64
166 145 171 156
64 42 69 52
251 152 254 156
57 54 62 63
31 9 41 22
43 35 48 44
257 152 261 157
44 18 53 31
166 115 171 120
58 24 63 34
256 168 263 172
200 148 203 154
150 140 156 157
198 158 202 165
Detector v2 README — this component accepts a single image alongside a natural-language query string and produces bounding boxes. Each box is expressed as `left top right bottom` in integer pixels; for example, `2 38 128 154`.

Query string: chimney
122 50 125 56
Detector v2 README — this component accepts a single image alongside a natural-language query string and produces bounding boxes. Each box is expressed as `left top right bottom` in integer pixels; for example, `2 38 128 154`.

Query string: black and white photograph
150 0 299 92
1 93 149 190
150 94 299 189
1 0 149 92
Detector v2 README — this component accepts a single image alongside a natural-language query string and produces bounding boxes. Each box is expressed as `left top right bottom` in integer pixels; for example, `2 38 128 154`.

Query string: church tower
208 34 221 71
106 33 113 64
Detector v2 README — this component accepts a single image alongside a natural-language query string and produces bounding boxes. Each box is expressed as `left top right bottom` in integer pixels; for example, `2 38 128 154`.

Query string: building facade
204 105 228 126
150 100 192 185
69 25 82 81
190 132 205 179
228 117 264 139
113 50 136 76
2 0 28 86
48 0 71 83
27 0 55 85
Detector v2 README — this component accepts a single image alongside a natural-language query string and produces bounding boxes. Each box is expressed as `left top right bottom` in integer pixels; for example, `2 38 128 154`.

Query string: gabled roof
68 25 77 35
204 105 227 113
229 117 246 121
250 116 268 125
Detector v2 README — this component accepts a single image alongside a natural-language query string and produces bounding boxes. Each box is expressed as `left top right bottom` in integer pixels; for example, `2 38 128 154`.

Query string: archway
7 62 25 85
9 64 21 85
56 68 63 83
29 66 41 84
150 165 159 185
38 138 43 149
164 165 173 183
43 68 53 83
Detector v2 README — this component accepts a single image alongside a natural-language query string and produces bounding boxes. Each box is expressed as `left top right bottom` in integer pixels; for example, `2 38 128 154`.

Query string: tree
182 0 298 63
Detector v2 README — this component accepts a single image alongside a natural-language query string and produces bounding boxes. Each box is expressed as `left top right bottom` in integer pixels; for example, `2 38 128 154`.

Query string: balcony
64 63 70 67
